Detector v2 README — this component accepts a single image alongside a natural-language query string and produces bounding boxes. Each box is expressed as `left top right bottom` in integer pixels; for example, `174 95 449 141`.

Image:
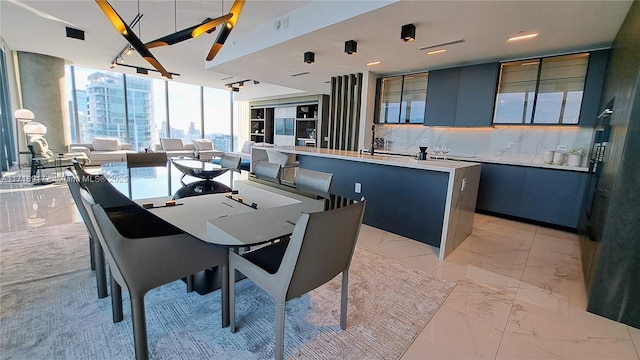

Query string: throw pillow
160 138 184 151
241 141 255 154
193 139 213 150
92 137 120 151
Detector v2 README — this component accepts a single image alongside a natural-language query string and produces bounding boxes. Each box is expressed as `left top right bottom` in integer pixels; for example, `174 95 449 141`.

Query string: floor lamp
15 109 35 168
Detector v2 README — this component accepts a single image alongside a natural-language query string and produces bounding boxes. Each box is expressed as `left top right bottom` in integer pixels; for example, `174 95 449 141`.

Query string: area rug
0 223 455 359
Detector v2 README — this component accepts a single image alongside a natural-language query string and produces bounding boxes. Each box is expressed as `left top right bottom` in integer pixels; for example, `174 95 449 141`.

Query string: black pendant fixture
345 40 357 55
145 13 232 49
401 24 416 42
95 0 172 79
206 0 246 61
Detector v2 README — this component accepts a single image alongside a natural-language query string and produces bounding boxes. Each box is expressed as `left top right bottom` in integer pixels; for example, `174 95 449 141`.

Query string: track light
224 79 258 91
401 24 415 42
238 81 244 88
304 51 315 64
136 67 148 75
253 80 260 85
125 46 134 55
344 40 357 55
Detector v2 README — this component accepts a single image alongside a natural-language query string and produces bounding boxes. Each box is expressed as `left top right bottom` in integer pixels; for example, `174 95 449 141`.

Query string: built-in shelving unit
295 103 318 147
249 95 329 148
250 107 274 143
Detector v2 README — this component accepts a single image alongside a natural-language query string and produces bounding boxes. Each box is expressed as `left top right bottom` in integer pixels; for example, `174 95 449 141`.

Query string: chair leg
221 264 230 327
229 267 235 333
340 271 349 330
131 295 149 360
186 275 194 293
89 236 96 271
94 240 108 299
275 302 286 360
111 273 123 323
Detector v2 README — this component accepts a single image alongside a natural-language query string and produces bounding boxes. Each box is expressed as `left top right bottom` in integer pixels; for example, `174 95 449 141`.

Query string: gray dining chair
295 168 333 209
219 154 241 172
253 160 282 184
64 168 108 298
228 201 366 360
80 187 229 360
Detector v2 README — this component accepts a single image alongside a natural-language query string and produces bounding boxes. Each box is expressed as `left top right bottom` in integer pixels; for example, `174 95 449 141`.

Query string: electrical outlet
401 137 408 143
557 144 568 151
324 136 329 141
422 138 429 144
507 142 517 149
395 137 402 142
354 183 361 193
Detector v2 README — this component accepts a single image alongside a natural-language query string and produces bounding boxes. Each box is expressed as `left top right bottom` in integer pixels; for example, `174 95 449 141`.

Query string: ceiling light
95 0 173 79
426 49 447 55
508 32 539 42
125 46 134 55
345 40 357 55
238 81 244 88
206 0 246 61
367 61 381 66
304 51 315 64
401 24 415 42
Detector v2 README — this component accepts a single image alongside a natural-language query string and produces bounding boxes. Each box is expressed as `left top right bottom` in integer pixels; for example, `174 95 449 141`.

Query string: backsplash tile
376 125 594 167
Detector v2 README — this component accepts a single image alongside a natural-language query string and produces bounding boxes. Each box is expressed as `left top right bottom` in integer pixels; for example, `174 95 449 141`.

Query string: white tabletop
136 180 324 247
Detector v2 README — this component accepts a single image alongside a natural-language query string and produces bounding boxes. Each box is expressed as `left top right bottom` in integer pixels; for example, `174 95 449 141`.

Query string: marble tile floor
1 176 639 360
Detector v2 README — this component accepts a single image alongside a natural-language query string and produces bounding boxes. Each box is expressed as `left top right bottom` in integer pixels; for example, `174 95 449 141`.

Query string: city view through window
66 66 234 152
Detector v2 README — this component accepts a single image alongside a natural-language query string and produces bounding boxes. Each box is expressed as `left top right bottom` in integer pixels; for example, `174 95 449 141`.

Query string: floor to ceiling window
66 65 234 152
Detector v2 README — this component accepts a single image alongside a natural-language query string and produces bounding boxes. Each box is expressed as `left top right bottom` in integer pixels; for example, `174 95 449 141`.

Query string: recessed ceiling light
367 61 381 66
426 49 446 55
508 33 539 42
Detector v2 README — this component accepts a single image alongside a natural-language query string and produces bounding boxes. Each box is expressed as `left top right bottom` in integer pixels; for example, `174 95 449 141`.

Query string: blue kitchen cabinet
424 67 459 126
424 63 500 127
476 163 525 215
477 162 588 229
518 167 588 228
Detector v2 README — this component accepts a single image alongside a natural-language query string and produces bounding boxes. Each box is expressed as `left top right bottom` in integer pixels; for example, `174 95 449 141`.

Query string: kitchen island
252 146 482 259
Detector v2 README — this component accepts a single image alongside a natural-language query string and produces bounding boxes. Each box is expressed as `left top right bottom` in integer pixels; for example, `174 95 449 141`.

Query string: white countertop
365 149 590 173
263 146 481 173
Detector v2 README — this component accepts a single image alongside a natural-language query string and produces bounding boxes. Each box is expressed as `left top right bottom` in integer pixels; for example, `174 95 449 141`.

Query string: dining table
134 179 325 326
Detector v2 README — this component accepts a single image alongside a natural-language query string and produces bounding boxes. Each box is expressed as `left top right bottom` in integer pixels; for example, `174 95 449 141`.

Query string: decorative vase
567 154 582 166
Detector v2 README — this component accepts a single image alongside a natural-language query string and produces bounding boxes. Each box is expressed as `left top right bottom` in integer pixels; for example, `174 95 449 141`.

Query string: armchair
229 201 366 360
28 136 90 180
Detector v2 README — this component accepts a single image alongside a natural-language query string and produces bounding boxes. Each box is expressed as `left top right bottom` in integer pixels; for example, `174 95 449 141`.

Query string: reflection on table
172 180 232 199
100 161 247 200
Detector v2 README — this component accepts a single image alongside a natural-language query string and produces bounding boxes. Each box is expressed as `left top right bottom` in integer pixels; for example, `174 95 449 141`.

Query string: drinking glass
434 144 442 158
442 144 450 160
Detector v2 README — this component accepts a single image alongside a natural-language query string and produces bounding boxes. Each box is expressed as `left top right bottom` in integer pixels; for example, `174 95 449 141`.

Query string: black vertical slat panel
352 73 363 151
328 77 336 149
345 74 355 150
333 76 343 149
340 74 350 150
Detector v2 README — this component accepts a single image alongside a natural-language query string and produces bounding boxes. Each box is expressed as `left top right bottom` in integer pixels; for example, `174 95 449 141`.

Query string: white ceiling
0 0 633 101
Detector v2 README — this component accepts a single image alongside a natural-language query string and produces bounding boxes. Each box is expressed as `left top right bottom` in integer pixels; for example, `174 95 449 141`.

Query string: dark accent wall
586 0 640 328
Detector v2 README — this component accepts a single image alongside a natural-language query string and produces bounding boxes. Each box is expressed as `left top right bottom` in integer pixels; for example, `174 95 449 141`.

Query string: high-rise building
85 72 153 149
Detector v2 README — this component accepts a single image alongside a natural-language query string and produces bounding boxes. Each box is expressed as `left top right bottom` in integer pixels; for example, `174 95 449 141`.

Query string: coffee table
170 158 230 182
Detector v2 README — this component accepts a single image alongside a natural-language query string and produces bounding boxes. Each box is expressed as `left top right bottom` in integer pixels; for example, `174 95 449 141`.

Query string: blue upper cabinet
423 67 459 126
424 62 500 127
455 63 500 126
578 49 610 126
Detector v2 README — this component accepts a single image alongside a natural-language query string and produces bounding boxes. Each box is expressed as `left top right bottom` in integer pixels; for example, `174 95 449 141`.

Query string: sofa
154 138 223 161
192 139 223 161
68 137 136 165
